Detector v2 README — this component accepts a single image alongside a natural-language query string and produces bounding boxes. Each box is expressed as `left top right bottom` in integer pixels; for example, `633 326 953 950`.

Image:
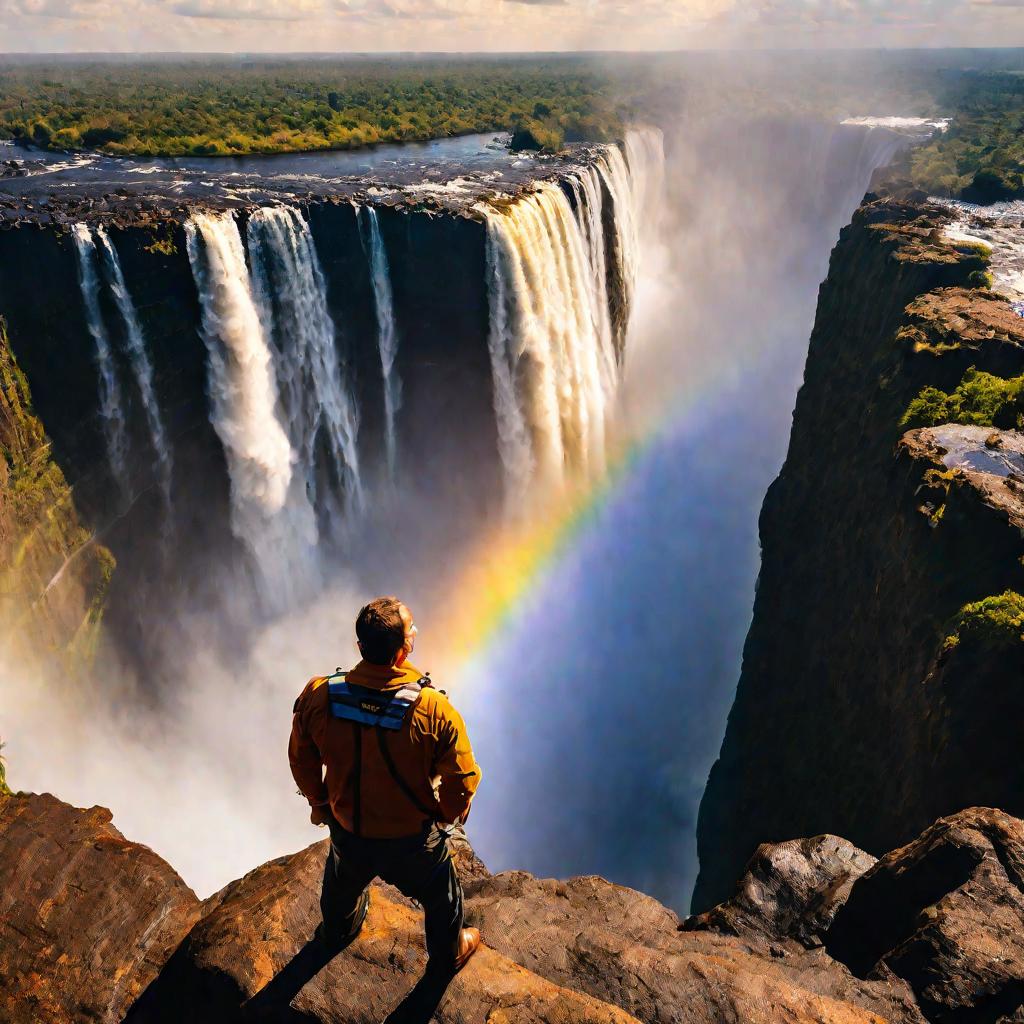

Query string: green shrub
901 367 1024 429
0 742 9 797
946 591 1024 652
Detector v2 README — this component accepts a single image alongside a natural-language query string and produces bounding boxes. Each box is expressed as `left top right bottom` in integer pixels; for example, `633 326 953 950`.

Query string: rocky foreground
3 791 1024 1023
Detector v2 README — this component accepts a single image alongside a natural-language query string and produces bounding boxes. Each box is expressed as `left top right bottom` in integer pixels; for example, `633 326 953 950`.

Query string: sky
1 0 1022 53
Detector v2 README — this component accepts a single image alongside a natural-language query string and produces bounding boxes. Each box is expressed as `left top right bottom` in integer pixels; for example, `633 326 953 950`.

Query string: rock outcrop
12 790 1024 1023
0 792 201 1024
694 196 1024 912
682 834 876 948
827 807 1024 1023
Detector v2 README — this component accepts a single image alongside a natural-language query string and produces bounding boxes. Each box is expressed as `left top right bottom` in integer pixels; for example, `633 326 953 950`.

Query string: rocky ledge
4 790 1024 1023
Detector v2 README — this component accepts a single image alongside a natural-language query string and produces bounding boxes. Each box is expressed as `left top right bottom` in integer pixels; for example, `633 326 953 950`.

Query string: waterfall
94 225 172 505
72 223 129 494
480 127 665 514
185 211 316 604
247 206 363 525
358 205 402 481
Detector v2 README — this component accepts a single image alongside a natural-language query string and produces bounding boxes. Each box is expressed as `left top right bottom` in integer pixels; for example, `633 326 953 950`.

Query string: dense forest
0 53 1022 198
909 70 1024 201
0 57 623 156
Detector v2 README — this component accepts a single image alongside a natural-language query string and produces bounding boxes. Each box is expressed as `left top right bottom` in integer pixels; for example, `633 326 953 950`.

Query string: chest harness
325 669 437 835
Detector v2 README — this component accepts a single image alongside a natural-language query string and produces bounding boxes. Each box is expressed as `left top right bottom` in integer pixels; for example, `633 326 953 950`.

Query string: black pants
322 817 464 969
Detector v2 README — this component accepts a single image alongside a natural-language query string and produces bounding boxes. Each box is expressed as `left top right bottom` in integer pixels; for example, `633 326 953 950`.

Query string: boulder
126 838 642 1024
466 869 924 1024
0 792 202 1024
827 807 1024 1022
681 835 876 947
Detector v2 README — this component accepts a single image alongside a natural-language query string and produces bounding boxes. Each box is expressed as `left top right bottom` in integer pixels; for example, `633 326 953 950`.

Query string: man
289 596 482 976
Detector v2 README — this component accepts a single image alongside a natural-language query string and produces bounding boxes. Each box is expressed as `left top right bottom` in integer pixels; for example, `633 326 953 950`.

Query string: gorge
0 114 945 909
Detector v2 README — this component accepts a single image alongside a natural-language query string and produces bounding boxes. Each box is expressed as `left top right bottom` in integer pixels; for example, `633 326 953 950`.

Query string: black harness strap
375 725 437 819
352 721 363 837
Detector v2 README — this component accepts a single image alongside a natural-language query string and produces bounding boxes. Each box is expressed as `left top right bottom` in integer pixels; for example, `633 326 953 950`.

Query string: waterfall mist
457 112 917 911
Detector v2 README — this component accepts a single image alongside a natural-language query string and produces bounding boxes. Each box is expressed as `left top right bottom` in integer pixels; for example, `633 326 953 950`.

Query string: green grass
901 367 1024 430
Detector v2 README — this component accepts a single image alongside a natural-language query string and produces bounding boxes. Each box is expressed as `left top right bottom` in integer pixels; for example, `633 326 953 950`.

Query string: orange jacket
288 660 481 838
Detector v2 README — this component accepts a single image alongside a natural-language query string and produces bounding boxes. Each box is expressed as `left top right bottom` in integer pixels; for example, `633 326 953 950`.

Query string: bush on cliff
901 367 1024 430
945 591 1024 652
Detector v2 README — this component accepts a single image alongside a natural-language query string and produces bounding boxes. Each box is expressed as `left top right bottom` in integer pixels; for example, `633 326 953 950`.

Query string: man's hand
310 805 330 827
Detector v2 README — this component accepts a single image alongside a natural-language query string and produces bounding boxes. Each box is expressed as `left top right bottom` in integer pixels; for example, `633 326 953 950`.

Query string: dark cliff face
693 197 1024 913
0 203 497 675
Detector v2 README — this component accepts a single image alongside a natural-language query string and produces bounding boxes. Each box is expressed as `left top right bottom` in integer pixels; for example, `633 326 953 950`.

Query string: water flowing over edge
478 127 666 517
357 204 402 483
185 210 316 608
71 223 130 497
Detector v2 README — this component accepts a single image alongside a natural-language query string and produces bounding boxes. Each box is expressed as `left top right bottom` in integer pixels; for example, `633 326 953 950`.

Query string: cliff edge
694 195 1024 912
8 789 1024 1022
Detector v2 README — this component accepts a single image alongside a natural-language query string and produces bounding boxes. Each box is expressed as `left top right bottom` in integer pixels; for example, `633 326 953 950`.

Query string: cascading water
480 128 665 515
246 205 363 529
72 223 130 495
94 225 173 507
185 211 316 606
358 205 402 481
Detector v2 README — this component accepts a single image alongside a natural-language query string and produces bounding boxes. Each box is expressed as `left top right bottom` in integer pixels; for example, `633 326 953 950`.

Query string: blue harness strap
326 672 427 731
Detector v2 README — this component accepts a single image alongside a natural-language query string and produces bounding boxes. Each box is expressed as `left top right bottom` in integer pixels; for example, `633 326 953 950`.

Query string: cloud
1 0 1022 50
2 0 117 18
168 0 324 19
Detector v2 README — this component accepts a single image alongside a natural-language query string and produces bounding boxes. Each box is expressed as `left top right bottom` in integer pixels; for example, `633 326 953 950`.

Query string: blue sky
1 0 1022 52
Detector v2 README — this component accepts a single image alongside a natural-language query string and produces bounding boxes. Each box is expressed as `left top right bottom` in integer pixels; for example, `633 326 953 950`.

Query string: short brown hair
356 596 406 665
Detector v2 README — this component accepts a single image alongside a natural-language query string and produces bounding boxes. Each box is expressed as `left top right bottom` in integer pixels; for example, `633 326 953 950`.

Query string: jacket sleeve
288 684 329 807
433 699 481 825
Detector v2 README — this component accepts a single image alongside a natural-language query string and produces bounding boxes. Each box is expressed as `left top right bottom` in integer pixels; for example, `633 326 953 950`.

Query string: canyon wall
693 196 1024 912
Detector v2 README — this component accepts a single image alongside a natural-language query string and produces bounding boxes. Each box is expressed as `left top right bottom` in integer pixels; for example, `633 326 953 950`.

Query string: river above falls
0 131 582 222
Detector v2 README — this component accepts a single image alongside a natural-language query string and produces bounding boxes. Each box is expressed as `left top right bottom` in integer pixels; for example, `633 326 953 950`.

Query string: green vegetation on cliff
945 591 1024 652
0 58 622 157
0 318 114 660
901 367 1024 430
0 742 9 797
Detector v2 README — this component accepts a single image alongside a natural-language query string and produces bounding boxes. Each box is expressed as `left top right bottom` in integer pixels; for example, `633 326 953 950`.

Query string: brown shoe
453 927 482 973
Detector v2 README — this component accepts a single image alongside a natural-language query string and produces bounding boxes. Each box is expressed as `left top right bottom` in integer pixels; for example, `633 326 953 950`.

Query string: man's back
289 659 481 838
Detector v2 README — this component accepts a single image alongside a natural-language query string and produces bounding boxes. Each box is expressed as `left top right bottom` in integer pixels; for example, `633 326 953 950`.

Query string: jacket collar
345 659 424 692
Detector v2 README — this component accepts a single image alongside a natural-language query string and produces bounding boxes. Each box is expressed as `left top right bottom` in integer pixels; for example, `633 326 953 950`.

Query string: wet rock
827 807 1024 1022
0 792 202 1024
681 835 876 947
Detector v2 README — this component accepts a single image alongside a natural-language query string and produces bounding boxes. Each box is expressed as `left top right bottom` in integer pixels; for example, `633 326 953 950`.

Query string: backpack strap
326 671 426 730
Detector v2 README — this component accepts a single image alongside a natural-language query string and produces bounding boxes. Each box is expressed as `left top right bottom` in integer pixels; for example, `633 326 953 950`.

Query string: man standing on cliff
289 596 482 977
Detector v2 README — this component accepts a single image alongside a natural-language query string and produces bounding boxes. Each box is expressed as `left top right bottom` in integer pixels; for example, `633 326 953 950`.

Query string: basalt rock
0 792 201 1024
694 197 1024 913
682 835 876 948
19 790 1024 1024
126 837 642 1024
827 807 1024 1023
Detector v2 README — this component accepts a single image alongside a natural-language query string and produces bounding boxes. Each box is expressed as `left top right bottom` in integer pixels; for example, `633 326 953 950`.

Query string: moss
966 269 994 290
0 316 115 663
0 741 9 796
144 228 177 256
945 591 1024 652
901 366 1024 429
